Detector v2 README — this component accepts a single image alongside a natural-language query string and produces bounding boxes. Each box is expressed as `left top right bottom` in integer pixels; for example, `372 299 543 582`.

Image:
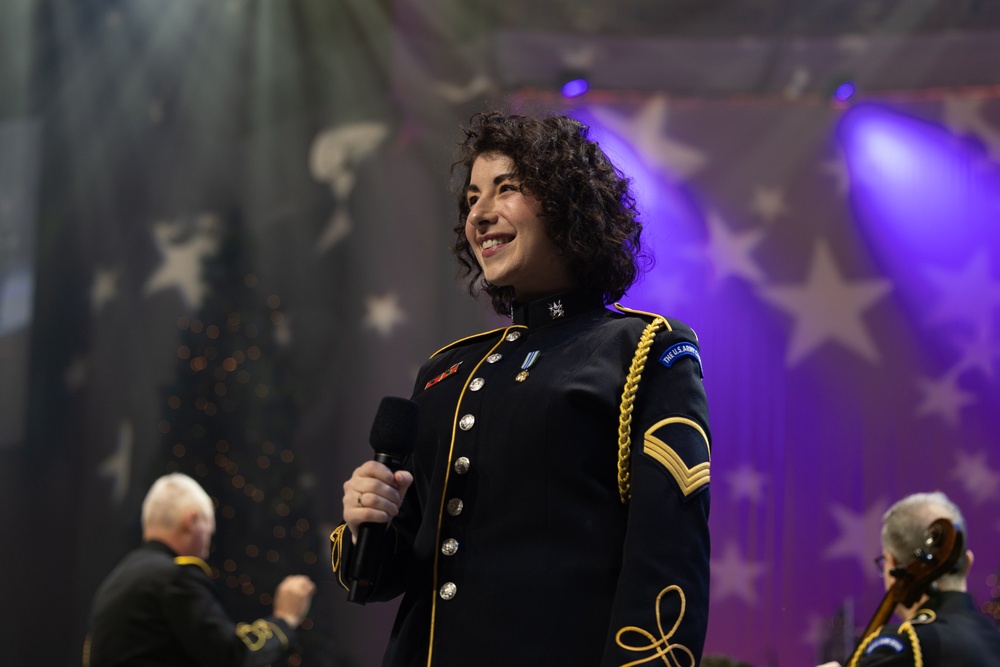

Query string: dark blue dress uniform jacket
84 540 296 666
852 591 1000 667
332 291 712 666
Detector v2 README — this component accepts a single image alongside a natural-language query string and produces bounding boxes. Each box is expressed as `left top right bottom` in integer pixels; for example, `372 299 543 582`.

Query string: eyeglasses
874 554 886 573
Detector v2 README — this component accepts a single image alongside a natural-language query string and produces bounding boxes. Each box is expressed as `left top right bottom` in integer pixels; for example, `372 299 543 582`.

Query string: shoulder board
909 609 937 625
613 303 670 326
174 555 212 576
429 326 520 359
613 303 703 343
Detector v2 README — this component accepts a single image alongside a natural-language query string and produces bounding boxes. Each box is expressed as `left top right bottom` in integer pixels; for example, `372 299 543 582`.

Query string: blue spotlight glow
561 77 589 99
566 107 708 313
832 81 856 103
838 102 1000 269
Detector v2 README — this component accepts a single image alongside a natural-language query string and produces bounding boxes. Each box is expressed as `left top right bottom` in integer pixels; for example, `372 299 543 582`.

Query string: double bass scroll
845 517 965 667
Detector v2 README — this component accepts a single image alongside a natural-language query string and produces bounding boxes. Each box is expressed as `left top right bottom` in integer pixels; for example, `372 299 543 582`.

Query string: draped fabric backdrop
1 1 998 666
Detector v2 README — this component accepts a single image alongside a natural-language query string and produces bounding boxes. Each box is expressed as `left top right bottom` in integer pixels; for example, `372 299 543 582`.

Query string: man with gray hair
84 473 316 666
822 491 1000 667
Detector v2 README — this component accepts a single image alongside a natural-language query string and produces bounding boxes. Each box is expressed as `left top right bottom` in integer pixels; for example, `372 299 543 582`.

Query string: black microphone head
369 396 419 459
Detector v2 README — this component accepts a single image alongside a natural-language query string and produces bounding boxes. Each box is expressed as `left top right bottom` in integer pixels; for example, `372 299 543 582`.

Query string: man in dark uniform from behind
821 491 1000 667
83 472 316 666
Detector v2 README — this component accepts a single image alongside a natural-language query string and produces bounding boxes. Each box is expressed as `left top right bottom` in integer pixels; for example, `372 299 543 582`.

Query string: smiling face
464 153 574 302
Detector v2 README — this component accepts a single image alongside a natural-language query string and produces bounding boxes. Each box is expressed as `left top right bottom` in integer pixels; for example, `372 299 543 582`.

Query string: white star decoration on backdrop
954 323 1000 379
924 250 1000 329
560 43 599 72
591 95 708 181
144 215 221 310
63 355 89 391
824 499 886 580
801 614 828 648
836 33 871 56
99 421 133 504
702 211 767 287
147 98 165 125
914 369 976 427
950 450 1000 505
802 603 853 651
309 121 389 252
432 73 496 105
783 66 811 101
942 94 1000 162
710 541 765 605
759 241 892 366
748 185 789 224
363 292 407 338
726 464 767 504
633 269 692 313
91 267 118 312
820 152 851 196
273 313 293 347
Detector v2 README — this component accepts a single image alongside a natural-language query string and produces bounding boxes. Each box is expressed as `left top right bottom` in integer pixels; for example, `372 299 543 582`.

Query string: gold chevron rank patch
643 417 710 497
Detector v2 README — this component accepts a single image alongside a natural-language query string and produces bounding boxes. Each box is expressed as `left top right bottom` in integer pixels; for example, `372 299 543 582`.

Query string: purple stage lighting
832 81 856 103
561 77 589 99
838 103 998 264
565 106 707 312
837 100 1000 337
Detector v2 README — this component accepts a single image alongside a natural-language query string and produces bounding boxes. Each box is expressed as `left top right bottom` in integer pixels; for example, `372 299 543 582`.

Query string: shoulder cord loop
617 317 666 504
901 622 923 667
846 627 881 667
845 622 922 667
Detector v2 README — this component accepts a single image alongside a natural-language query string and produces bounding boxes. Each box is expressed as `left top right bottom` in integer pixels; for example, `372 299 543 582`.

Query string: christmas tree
983 565 1000 629
156 208 322 663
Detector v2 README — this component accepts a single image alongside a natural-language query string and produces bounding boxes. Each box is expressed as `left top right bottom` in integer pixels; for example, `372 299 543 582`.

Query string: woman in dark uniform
332 111 712 667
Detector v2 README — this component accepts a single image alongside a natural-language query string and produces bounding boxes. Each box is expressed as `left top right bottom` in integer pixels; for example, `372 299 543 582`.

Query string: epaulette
174 555 213 576
910 609 937 625
613 303 673 330
614 303 704 343
429 326 517 359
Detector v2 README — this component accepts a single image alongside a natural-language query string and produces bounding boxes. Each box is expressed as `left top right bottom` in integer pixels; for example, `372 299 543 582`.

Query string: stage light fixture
559 71 590 99
832 80 857 103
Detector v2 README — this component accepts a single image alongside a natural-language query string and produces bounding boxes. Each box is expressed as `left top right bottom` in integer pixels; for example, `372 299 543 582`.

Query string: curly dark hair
450 111 650 316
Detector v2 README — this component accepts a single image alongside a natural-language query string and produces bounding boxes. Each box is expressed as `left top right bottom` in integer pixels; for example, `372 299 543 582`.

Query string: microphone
348 396 420 604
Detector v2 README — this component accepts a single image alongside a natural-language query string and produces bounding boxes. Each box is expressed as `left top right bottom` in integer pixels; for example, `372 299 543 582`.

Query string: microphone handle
347 451 408 604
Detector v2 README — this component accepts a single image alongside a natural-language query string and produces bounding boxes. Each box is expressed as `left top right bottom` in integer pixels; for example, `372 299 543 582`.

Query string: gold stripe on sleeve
642 417 711 497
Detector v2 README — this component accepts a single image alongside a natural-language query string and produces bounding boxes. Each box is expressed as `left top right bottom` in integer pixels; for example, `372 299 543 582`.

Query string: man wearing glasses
820 491 1000 667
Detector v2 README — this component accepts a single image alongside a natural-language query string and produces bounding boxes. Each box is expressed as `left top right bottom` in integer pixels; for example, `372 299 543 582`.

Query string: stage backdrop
1 1 998 666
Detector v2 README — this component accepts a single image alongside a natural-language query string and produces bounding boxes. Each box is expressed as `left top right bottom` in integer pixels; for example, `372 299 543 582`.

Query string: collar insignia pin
547 300 565 319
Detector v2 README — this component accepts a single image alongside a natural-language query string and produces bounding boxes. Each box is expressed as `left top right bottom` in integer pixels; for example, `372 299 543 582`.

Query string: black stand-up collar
511 291 606 329
142 539 179 558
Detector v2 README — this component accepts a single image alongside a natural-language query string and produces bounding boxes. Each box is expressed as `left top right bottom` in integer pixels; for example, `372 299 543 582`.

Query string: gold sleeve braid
617 317 667 504
846 627 883 667
330 524 346 572
846 622 923 667
236 619 289 651
614 584 694 667
900 621 923 667
329 524 351 591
